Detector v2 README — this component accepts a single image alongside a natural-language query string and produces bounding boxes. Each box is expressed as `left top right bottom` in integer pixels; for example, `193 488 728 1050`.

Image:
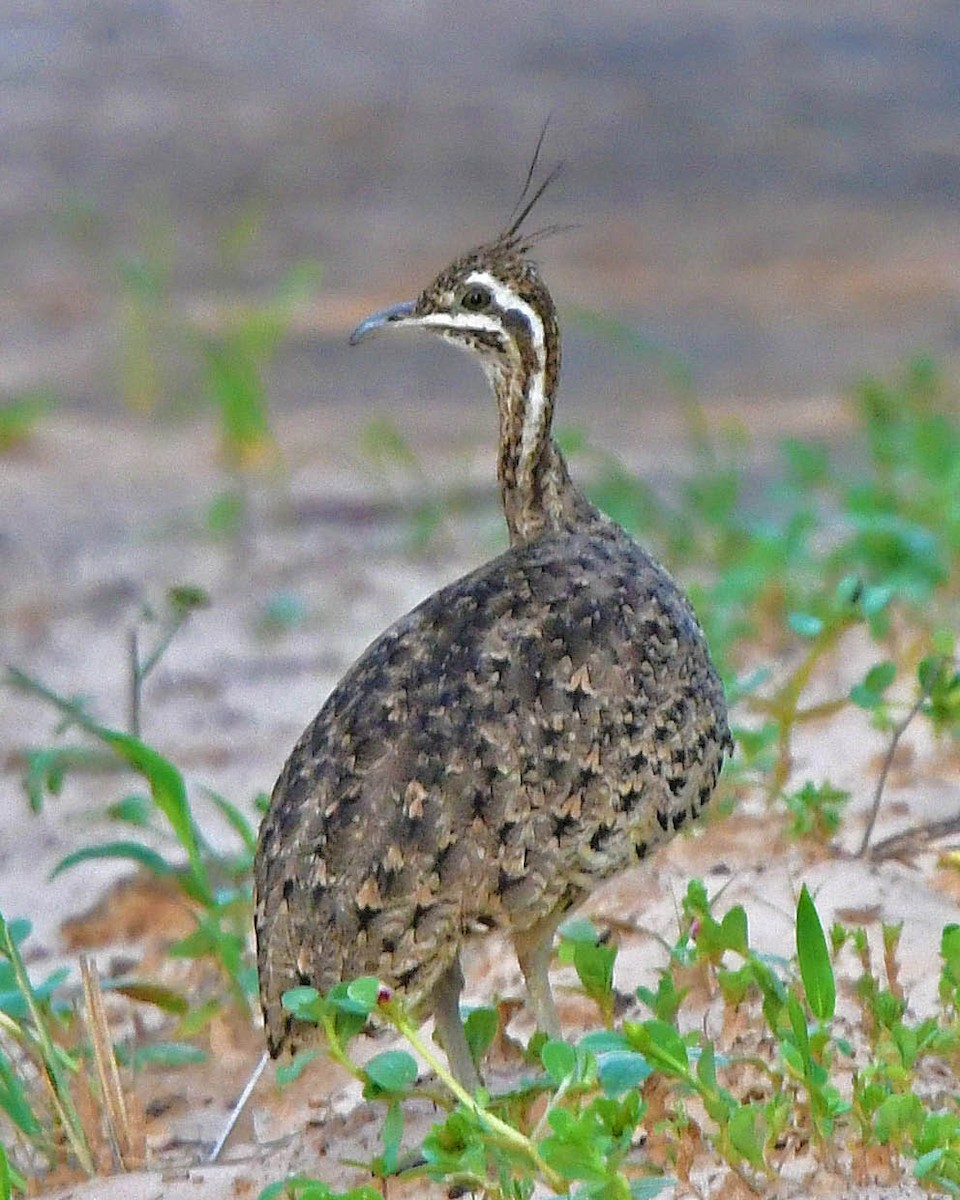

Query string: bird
253 151 732 1093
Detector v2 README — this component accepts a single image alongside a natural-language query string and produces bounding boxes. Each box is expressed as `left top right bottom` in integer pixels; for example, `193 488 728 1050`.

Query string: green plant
0 916 93 1183
7 585 258 1019
782 780 850 841
253 879 960 1196
0 392 54 452
115 220 180 415
279 977 667 1199
357 416 451 550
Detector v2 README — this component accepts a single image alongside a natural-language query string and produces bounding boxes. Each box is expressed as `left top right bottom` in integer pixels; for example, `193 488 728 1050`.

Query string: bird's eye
460 285 491 312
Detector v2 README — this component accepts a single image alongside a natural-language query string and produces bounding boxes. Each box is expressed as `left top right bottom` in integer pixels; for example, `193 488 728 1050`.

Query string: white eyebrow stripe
464 271 548 470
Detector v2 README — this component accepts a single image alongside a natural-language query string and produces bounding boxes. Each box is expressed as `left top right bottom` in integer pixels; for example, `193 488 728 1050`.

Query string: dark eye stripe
502 307 538 376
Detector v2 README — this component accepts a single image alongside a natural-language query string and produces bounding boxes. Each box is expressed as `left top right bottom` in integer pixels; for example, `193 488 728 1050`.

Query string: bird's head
348 232 559 395
350 131 563 395
347 134 578 546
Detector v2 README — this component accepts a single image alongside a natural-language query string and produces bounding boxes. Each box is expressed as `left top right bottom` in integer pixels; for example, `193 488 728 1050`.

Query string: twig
80 956 143 1170
207 1050 269 1163
857 690 929 858
867 813 960 863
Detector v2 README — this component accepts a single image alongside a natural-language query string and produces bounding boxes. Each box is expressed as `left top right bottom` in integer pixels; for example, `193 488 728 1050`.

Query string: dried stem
857 690 929 858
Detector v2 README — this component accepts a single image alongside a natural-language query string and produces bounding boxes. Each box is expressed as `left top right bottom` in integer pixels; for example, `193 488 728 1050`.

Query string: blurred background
5 0 960 421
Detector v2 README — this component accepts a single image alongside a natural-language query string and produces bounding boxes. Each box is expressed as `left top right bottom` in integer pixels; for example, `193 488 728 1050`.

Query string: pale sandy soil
2 391 959 1199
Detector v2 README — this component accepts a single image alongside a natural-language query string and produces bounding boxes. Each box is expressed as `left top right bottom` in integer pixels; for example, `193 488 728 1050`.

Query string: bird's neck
488 358 602 547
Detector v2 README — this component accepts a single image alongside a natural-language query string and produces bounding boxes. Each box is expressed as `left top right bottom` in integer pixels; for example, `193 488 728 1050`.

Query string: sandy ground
2 391 959 1199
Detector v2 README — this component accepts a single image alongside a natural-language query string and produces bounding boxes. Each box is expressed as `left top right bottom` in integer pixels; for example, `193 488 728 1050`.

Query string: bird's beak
348 300 417 346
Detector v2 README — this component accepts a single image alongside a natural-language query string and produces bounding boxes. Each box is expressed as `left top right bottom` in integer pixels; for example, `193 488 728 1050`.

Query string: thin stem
390 1009 567 1194
858 689 929 858
6 667 94 733
128 628 141 738
129 611 191 738
756 617 856 798
207 1050 269 1163
530 1073 572 1142
321 1014 370 1085
139 613 188 680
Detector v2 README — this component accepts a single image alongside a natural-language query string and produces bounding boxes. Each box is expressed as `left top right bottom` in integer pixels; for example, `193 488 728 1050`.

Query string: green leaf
629 1179 673 1200
0 1139 27 1200
624 1020 690 1077
786 994 811 1066
106 793 153 826
558 917 601 944
203 788 259 855
257 1178 381 1200
860 583 895 617
343 976 381 1012
541 1038 577 1084
379 1098 403 1174
782 437 829 485
364 1050 417 1093
463 1006 498 1071
598 1050 651 1096
104 978 189 1015
0 1141 11 1200
99 731 212 905
275 1050 319 1086
578 1030 630 1054
0 961 70 1021
13 684 215 908
422 1108 488 1179
0 1051 42 1137
50 840 175 881
850 660 897 708
914 1147 946 1180
720 906 749 955
2 920 30 948
834 574 864 607
127 1041 207 1070
874 1092 924 1144
280 986 323 1020
176 998 223 1037
540 1108 608 1182
206 489 246 536
788 611 823 639
796 884 835 1020
696 1040 718 1091
167 584 210 615
728 1102 766 1169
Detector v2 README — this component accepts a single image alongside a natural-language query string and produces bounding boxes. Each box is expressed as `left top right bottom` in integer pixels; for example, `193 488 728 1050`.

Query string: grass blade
50 842 175 881
0 914 95 1177
796 884 836 1021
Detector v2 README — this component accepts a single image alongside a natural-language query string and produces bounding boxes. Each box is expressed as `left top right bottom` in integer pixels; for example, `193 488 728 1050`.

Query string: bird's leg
512 906 569 1040
431 953 482 1092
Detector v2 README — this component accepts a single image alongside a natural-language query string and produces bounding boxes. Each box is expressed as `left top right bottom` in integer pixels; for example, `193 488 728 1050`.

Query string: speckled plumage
254 197 731 1088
